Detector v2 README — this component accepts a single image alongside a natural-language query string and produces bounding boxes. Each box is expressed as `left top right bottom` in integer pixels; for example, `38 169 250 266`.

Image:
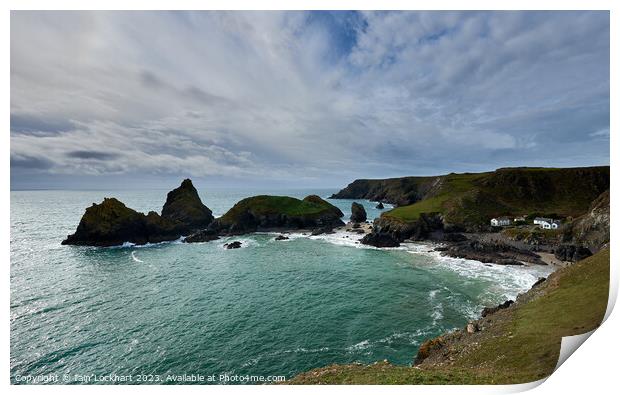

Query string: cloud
10 11 609 188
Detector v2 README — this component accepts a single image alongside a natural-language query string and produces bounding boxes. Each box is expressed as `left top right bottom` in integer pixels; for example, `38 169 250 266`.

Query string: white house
491 217 511 227
534 217 561 229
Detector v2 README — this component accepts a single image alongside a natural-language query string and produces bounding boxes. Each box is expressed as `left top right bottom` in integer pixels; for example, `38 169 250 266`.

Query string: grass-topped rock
62 179 214 247
209 195 344 234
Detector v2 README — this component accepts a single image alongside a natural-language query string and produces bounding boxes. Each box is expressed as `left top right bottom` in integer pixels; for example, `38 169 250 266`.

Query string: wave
130 251 143 263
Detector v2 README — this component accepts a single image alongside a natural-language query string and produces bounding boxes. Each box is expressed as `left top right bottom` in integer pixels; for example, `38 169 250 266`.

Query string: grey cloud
10 113 75 135
10 11 609 189
10 154 54 169
66 150 120 160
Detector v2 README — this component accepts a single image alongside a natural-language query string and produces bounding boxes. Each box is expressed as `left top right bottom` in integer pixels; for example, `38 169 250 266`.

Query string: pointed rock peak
180 178 195 189
161 179 214 229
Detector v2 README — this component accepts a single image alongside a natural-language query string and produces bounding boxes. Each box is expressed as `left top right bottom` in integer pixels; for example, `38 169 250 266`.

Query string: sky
10 11 610 190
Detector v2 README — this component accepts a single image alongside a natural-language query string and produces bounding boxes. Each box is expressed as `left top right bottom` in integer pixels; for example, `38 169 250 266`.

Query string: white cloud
10 11 610 188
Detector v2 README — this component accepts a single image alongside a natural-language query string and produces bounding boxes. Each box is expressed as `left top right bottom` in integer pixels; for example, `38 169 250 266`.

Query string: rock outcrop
554 244 592 262
441 240 543 265
561 190 609 252
350 202 367 223
209 195 344 235
62 179 213 247
360 232 400 247
376 202 385 209
61 198 186 247
161 179 214 231
184 229 220 243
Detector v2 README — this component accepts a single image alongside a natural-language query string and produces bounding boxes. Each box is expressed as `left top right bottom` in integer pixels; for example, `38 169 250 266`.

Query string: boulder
224 241 242 249
275 235 289 241
481 300 514 317
184 229 220 243
376 202 385 209
360 232 400 247
311 227 335 236
350 202 367 223
161 179 214 231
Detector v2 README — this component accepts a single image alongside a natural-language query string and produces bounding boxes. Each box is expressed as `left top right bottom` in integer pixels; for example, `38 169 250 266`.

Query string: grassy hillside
288 248 609 384
381 166 609 227
219 195 342 224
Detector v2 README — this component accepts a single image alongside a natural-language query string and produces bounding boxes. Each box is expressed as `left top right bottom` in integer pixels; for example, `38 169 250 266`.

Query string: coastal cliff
349 166 609 245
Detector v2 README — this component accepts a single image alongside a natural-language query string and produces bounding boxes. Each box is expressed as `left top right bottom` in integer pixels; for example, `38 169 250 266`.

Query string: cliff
343 166 610 242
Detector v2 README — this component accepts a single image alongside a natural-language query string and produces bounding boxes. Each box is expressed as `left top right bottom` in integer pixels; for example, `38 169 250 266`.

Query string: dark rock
434 246 448 252
211 195 344 235
376 202 385 209
361 232 400 248
441 240 543 265
161 179 214 231
554 244 592 262
224 241 242 249
532 277 546 288
275 235 289 241
62 198 184 247
311 227 335 236
63 179 214 247
481 300 514 317
184 229 220 243
350 202 367 223
443 233 467 242
352 222 361 229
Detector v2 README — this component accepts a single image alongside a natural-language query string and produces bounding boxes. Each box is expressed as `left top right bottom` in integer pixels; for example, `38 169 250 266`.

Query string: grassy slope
382 167 609 226
288 248 609 384
219 195 339 223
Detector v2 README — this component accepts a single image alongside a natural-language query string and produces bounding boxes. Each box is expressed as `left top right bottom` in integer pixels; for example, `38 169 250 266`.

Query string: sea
10 188 554 384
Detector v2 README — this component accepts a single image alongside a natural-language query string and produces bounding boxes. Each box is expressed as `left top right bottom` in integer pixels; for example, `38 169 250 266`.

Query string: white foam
404 241 554 302
130 251 143 263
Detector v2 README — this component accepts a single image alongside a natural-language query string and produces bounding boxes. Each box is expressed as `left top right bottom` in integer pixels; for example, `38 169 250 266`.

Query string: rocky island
62 179 213 246
206 194 344 235
62 182 345 246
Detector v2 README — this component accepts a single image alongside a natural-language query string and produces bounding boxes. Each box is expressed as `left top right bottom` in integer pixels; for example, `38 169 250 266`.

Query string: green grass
381 166 609 226
220 195 339 223
382 172 485 222
288 248 610 384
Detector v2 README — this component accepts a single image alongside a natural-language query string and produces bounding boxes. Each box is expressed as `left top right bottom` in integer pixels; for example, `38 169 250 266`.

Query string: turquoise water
10 188 553 384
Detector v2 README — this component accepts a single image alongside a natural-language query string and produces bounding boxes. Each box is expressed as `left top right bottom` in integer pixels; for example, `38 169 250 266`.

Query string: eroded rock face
561 190 609 252
350 202 367 223
161 179 214 231
554 244 592 262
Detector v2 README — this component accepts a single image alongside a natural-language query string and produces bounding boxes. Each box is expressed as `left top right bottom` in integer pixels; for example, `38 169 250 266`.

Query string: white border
3 2 616 394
